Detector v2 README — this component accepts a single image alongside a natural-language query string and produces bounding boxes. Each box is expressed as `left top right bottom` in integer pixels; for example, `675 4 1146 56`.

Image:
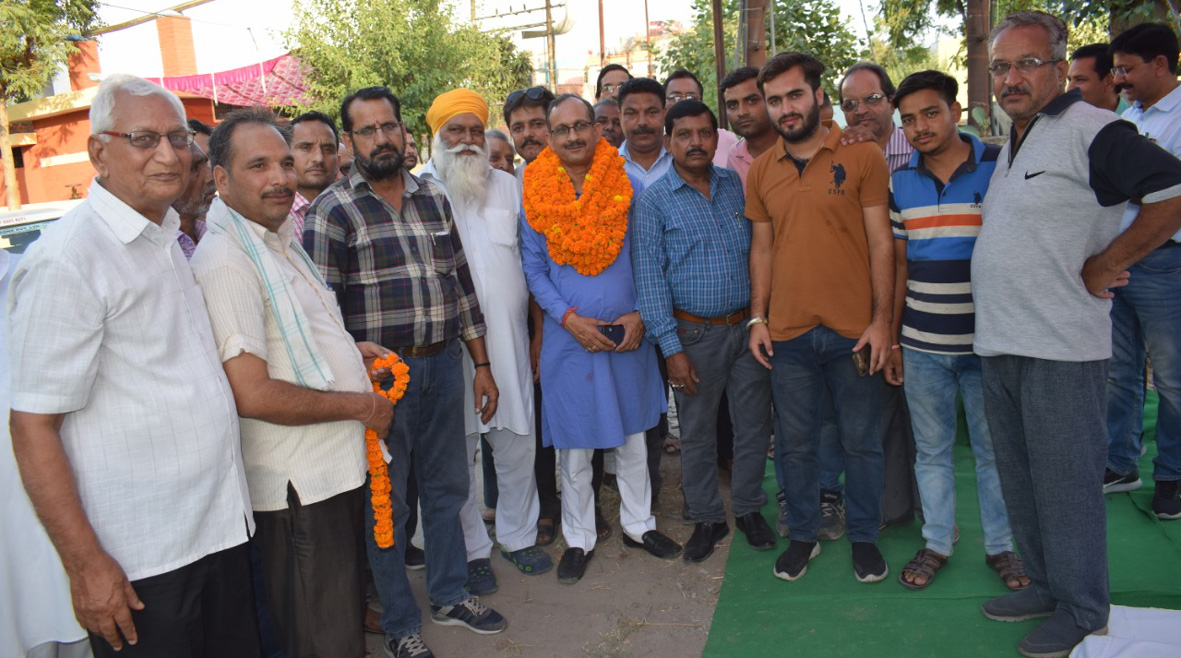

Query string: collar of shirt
774 121 843 162
908 132 986 177
885 125 913 159
667 161 722 196
1133 83 1181 116
347 166 421 197
731 139 753 164
1040 87 1084 117
619 141 672 172
240 207 297 253
88 179 180 244
290 190 311 219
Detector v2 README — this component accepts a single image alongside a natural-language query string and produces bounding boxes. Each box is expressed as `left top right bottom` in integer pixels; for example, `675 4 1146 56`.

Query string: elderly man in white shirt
189 108 396 658
420 89 552 595
7 74 257 657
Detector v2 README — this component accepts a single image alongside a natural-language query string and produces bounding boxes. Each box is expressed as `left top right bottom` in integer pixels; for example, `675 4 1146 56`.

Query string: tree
284 0 533 150
0 0 99 210
659 0 863 113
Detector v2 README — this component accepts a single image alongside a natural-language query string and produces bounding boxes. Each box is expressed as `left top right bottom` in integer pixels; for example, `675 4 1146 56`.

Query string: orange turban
426 89 489 134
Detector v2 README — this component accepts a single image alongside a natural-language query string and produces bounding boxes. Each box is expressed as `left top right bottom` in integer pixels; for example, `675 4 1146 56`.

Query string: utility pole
966 0 990 134
712 0 727 129
745 0 767 68
644 0 653 77
599 0 606 67
545 0 558 91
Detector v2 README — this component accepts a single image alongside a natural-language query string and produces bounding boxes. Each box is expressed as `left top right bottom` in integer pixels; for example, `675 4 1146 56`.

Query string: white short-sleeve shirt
7 180 252 582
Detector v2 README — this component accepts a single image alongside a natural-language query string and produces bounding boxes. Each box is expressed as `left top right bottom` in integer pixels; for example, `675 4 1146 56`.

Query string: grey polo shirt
973 89 1181 362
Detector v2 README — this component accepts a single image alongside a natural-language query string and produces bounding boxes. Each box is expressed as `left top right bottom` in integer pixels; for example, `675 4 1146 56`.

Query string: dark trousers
534 380 562 521
89 543 260 658
253 484 365 658
982 355 1110 631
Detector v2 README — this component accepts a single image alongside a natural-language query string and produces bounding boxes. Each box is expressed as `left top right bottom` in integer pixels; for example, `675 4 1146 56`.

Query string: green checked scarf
205 198 335 390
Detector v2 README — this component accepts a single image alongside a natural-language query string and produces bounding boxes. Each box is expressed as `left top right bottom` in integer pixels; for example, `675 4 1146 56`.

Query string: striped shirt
303 168 485 349
890 133 999 355
885 125 916 174
633 164 751 357
288 190 312 239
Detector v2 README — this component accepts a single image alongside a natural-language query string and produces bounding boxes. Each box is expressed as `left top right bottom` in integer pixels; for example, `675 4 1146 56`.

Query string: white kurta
421 163 534 437
0 250 91 657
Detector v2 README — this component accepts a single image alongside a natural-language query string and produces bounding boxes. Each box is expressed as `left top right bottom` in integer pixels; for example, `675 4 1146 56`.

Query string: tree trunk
712 0 728 129
745 0 767 69
965 0 990 135
0 98 21 211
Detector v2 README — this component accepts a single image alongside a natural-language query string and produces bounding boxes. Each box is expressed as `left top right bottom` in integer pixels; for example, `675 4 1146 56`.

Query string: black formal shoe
682 522 729 563
557 547 593 584
735 512 777 551
622 530 683 559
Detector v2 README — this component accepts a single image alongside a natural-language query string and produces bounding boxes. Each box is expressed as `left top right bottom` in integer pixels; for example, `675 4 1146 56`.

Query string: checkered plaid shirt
303 169 485 348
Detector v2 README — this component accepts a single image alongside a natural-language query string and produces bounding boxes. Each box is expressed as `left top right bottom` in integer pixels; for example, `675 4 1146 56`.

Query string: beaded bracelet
561 306 579 328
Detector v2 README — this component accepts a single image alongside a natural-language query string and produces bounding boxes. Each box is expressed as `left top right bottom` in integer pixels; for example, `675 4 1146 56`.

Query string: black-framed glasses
506 86 553 107
839 93 887 113
349 121 402 139
549 121 595 137
101 129 195 149
988 57 1062 77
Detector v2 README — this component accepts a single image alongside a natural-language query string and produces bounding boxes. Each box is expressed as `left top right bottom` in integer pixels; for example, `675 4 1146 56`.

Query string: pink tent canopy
152 54 311 107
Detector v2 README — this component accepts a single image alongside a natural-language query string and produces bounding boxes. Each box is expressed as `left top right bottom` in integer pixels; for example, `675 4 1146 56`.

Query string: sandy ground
364 439 738 658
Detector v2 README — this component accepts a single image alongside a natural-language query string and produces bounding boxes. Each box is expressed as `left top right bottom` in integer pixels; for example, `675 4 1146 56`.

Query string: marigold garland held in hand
368 353 410 549
524 136 633 275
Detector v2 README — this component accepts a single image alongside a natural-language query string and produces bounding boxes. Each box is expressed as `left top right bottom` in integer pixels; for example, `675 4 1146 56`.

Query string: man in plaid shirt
304 86 505 658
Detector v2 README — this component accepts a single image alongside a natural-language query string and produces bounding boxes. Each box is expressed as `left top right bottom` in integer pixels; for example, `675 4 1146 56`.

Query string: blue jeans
1107 244 1181 481
366 340 470 639
770 326 884 543
982 355 1109 631
903 349 1013 557
817 394 843 494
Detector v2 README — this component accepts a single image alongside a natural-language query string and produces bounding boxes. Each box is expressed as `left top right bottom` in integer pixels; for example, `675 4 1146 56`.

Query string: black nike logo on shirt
1025 171 1045 179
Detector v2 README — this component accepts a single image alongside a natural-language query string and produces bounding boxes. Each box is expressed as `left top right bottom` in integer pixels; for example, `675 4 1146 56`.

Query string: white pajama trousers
460 428 541 559
559 432 656 552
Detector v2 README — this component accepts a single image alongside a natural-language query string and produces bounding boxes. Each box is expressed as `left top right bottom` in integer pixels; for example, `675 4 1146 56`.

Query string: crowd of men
5 9 1181 658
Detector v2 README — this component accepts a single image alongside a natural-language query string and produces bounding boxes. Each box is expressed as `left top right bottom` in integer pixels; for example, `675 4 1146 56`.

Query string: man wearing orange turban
426 88 490 135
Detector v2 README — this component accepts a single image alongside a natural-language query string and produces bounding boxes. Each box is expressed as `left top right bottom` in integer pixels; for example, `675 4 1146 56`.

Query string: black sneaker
384 633 435 658
818 490 846 541
851 542 888 583
683 521 729 563
1103 467 1142 494
404 544 425 570
735 512 776 550
773 540 819 582
1153 480 1181 519
429 596 507 634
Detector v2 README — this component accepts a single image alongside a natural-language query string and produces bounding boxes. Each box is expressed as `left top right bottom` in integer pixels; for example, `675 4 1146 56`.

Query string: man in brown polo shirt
746 51 894 584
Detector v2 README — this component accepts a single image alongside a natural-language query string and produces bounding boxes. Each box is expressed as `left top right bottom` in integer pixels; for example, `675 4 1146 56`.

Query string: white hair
90 74 187 136
432 132 490 208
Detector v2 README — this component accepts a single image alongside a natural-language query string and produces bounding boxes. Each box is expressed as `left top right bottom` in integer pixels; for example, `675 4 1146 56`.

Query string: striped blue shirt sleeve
632 188 681 357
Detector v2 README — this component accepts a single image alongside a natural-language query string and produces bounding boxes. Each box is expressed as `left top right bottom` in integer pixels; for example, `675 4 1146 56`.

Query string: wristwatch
746 316 768 328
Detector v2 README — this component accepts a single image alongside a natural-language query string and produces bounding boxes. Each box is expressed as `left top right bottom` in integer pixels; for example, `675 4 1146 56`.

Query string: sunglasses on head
506 86 552 106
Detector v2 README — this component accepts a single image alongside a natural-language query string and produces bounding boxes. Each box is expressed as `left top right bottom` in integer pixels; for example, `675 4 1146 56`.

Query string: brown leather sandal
899 548 948 590
986 550 1030 591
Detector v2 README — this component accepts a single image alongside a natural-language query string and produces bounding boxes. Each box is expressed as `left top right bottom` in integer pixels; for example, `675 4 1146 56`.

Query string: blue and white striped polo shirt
889 133 999 355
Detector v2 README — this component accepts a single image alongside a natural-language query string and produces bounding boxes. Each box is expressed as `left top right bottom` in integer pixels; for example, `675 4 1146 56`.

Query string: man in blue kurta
520 94 682 584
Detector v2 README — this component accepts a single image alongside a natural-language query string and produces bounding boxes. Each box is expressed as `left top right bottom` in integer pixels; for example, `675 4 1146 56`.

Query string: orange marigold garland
523 136 633 275
368 353 411 549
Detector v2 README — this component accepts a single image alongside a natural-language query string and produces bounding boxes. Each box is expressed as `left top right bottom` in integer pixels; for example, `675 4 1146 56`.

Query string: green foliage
285 0 533 141
0 0 100 101
658 0 864 111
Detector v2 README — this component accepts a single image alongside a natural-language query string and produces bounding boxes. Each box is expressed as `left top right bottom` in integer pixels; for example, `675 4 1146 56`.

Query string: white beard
434 135 491 208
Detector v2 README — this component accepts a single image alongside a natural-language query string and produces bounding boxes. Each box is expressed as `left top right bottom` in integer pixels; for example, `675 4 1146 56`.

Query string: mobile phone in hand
598 324 625 346
853 344 871 377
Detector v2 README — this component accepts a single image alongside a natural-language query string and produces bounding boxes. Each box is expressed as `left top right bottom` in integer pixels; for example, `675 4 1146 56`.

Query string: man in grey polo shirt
973 11 1181 658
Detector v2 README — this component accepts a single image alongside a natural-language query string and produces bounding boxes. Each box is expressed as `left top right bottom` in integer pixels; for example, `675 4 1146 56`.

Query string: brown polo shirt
746 122 889 342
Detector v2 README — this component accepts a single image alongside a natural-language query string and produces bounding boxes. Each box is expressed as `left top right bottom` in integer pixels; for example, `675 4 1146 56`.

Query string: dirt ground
365 447 734 658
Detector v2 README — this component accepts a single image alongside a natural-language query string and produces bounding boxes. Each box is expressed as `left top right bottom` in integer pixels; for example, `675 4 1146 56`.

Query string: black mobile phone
598 324 625 346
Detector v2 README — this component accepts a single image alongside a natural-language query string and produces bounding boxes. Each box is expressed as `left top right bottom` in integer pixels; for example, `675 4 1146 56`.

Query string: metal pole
768 0 776 56
599 0 606 67
712 0 727 129
545 0 558 91
644 0 653 77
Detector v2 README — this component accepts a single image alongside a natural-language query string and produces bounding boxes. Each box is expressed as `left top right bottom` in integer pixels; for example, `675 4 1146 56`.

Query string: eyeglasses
601 83 624 94
667 92 701 103
101 129 195 149
987 57 1062 77
506 86 554 107
839 93 887 113
549 121 595 137
349 121 402 139
1110 64 1137 77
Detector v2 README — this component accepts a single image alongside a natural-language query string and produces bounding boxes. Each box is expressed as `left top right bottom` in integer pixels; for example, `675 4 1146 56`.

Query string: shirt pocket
431 230 456 277
484 209 520 250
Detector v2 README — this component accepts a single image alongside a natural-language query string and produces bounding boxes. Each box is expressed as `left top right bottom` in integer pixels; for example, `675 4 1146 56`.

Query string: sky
93 0 885 79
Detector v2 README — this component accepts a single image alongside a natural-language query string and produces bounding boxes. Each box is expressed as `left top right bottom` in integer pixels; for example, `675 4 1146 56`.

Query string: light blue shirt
1121 84 1181 242
619 141 673 189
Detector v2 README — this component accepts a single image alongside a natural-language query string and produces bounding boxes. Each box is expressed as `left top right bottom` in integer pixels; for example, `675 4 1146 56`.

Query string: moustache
262 188 293 201
521 138 545 150
686 148 708 157
631 125 656 135
780 113 804 124
1001 85 1031 98
369 145 400 158
563 140 587 150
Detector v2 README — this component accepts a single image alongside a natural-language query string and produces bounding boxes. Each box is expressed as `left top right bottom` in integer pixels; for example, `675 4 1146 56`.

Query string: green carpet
705 391 1181 658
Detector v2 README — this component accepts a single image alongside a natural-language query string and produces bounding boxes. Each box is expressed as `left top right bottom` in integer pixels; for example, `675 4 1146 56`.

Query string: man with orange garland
190 108 395 658
520 94 682 585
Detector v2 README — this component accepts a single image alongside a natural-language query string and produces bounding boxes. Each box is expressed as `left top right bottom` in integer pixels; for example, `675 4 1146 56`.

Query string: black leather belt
395 341 447 358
